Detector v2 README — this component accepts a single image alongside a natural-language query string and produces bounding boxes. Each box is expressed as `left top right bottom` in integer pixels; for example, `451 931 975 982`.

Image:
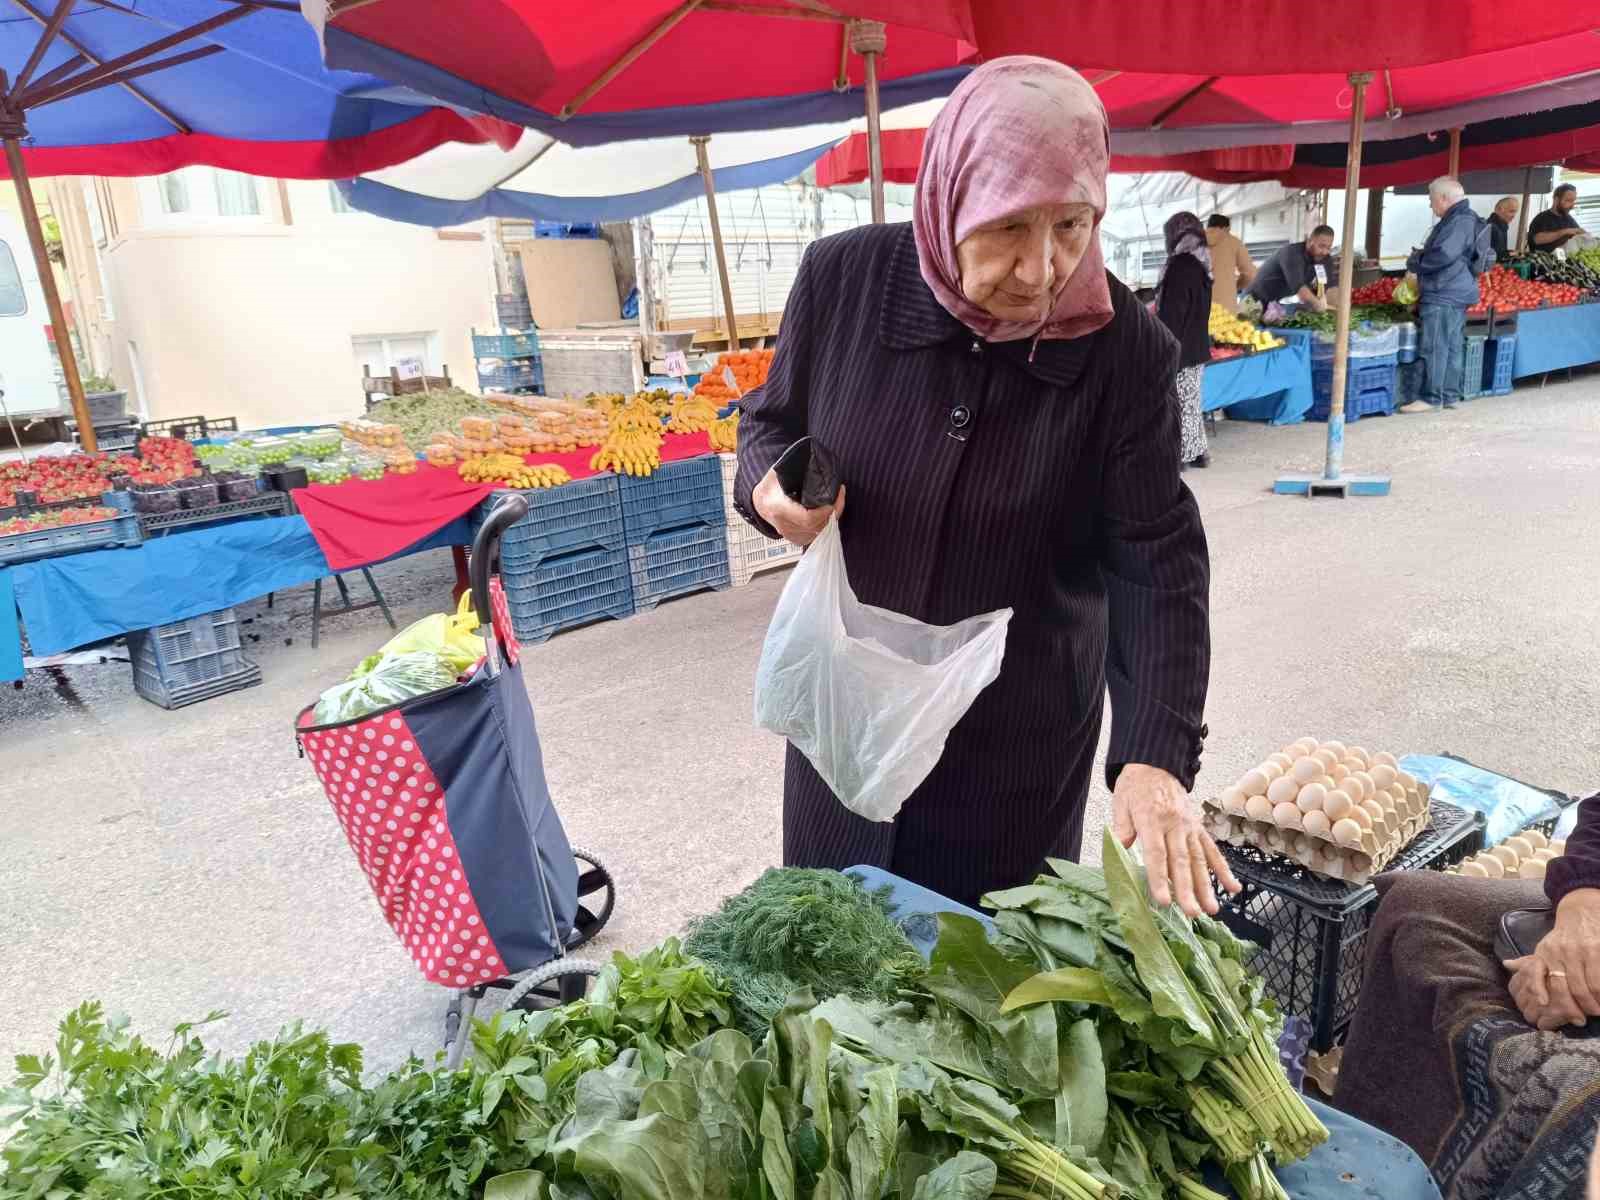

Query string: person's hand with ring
1503 887 1600 1029
753 468 845 548
1112 763 1241 918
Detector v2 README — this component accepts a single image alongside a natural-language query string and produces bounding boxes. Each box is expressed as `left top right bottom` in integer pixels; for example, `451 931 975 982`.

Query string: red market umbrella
0 0 516 450
304 0 976 221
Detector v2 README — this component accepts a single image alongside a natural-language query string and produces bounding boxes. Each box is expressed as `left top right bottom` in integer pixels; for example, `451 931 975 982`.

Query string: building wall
54 171 495 430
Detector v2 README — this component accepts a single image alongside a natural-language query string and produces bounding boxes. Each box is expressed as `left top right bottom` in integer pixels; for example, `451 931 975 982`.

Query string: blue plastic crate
473 329 540 359
500 544 635 644
477 360 544 393
473 476 625 571
127 607 260 708
1461 334 1486 400
0 510 141 565
627 524 731 612
1310 353 1398 422
618 455 725 545
534 221 600 238
1483 334 1516 396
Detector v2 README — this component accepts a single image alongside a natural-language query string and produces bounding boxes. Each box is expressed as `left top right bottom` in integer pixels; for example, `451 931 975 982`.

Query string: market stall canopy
302 0 974 145
350 96 948 227
0 0 518 178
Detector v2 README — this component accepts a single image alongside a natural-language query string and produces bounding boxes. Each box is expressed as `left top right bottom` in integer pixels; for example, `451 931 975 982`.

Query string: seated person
1335 791 1599 1200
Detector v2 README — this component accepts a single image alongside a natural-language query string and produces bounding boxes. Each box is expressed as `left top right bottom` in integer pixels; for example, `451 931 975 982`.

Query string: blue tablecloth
848 864 1443 1200
0 514 469 681
1511 304 1600 377
1202 340 1314 425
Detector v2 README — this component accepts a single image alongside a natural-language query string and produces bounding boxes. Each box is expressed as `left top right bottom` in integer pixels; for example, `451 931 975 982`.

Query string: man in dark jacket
1487 196 1518 260
1399 177 1483 413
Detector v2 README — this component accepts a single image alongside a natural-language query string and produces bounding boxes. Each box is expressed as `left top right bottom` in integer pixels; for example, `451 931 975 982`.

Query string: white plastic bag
754 517 1012 822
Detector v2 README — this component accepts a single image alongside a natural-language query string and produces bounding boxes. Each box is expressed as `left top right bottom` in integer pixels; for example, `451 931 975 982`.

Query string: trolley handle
469 493 528 632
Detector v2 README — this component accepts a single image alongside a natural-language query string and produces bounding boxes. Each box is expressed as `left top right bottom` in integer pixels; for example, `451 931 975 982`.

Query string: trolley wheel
567 846 616 951
503 958 603 1011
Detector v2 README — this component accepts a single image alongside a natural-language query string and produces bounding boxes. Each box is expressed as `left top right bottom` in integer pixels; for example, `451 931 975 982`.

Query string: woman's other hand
753 468 845 547
1503 954 1588 1030
1504 888 1600 1029
1112 763 1241 918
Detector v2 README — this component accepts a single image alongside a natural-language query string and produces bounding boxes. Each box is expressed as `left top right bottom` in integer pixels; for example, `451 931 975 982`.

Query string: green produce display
1 835 1323 1200
683 866 927 1036
1276 305 1405 333
367 387 501 452
1523 249 1600 289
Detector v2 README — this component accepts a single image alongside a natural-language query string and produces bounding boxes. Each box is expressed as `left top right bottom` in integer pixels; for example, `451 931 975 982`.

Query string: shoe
1442 403 1459 410
1398 400 1437 414
1191 453 1211 469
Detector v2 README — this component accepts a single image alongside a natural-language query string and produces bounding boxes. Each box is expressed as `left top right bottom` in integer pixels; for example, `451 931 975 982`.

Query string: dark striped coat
733 222 1211 907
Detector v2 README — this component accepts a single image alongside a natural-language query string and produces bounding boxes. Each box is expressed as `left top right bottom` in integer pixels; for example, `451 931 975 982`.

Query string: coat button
950 405 972 429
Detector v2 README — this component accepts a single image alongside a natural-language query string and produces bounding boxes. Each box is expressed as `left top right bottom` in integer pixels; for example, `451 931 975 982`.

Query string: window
352 332 438 384
81 179 107 246
329 182 353 214
148 167 263 221
0 240 27 317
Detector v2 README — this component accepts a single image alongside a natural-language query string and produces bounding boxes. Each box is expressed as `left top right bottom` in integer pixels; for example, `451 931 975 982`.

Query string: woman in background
1155 212 1213 469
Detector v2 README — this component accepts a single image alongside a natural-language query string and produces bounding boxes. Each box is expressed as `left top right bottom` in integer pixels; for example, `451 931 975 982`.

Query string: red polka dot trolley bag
294 495 615 1065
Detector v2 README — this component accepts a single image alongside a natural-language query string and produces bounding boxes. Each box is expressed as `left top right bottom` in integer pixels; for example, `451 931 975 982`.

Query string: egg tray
1203 781 1432 886
1446 829 1567 882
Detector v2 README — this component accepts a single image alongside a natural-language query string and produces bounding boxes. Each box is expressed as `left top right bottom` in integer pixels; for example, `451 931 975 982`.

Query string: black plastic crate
1213 798 1483 1051
127 607 259 708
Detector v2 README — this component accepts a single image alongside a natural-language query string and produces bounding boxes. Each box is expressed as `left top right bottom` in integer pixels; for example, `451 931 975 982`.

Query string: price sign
664 349 690 378
395 356 425 381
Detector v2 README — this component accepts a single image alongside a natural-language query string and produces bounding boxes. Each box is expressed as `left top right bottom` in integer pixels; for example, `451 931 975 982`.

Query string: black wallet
771 436 842 509
1494 902 1555 962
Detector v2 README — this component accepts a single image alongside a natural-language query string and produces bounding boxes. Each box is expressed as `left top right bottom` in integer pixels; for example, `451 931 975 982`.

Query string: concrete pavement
6 379 1600 1073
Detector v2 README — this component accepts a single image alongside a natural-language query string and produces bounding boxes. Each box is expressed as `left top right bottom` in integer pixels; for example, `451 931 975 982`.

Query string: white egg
1294 737 1320 755
1219 786 1248 816
1245 795 1275 823
1303 810 1332 838
1320 740 1347 758
1296 782 1328 813
1370 764 1398 790
1478 854 1505 879
1522 830 1549 850
1330 763 1350 783
1273 802 1304 830
1314 749 1339 771
1551 839 1567 856
1349 805 1373 831
1323 789 1354 821
1239 769 1271 798
1291 756 1322 785
1260 761 1285 782
1267 775 1300 806
1372 751 1399 769
1268 752 1295 771
1331 818 1362 848
1349 771 1376 801
1458 860 1489 878
1489 845 1521 869
1346 746 1371 768
1518 858 1547 880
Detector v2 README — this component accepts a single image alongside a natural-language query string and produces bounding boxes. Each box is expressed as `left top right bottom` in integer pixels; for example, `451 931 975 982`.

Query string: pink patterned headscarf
914 57 1115 343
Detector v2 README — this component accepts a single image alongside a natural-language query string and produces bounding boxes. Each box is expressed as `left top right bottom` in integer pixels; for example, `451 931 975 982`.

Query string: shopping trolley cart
296 494 616 1065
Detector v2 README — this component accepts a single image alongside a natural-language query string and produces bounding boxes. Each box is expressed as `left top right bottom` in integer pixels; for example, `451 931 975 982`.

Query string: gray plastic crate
127 608 260 708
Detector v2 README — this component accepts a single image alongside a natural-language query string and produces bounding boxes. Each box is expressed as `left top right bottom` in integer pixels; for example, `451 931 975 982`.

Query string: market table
1202 341 1314 425
849 864 1445 1200
1510 304 1600 378
0 514 469 683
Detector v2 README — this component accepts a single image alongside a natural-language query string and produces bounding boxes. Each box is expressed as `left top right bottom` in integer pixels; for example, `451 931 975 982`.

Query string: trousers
1418 301 1468 407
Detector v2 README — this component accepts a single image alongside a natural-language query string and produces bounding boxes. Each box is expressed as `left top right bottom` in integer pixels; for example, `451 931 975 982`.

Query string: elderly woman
733 58 1236 915
1154 211 1213 469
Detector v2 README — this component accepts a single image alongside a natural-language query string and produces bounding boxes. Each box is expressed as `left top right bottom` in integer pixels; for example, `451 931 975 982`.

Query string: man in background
1526 183 1589 251
1246 225 1339 312
1486 196 1519 260
1399 178 1487 414
1205 214 1256 312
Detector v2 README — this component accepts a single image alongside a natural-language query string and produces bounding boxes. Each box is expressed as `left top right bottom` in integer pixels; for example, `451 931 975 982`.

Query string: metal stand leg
443 988 482 1069
311 578 323 649
333 573 353 605
363 567 397 631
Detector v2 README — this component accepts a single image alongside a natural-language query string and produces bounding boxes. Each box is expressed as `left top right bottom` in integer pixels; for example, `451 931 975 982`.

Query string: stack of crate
619 457 730 611
473 327 543 395
718 454 802 587
473 478 633 644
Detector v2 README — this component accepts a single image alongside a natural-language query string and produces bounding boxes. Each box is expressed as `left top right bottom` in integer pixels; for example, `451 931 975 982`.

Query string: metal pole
851 20 887 224
1447 127 1462 178
1363 186 1384 261
4 136 93 451
1517 166 1533 254
1325 72 1372 483
691 135 740 349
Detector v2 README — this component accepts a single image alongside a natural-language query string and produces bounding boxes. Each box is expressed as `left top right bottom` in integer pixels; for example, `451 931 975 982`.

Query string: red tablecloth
295 432 716 570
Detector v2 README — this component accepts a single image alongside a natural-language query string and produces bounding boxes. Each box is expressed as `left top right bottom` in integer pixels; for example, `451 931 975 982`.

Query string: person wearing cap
1526 183 1589 251
1204 214 1256 313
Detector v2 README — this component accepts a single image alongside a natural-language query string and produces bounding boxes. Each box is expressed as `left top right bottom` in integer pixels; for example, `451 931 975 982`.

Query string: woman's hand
753 467 845 547
1112 763 1241 918
1504 888 1600 1028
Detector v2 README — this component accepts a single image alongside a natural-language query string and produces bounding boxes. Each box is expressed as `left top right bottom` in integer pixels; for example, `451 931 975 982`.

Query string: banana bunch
590 432 661 476
459 454 571 489
666 394 720 433
708 411 739 452
1209 303 1284 351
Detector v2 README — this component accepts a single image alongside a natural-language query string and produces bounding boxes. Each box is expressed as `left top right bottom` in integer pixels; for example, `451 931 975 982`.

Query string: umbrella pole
1517 167 1532 254
3 136 93 452
851 20 888 225
1447 127 1461 178
1324 72 1370 483
692 136 740 350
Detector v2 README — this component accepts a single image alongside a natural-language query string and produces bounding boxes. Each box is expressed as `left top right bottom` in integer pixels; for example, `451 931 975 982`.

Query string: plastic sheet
352 592 484 678
312 650 461 725
754 517 1011 822
1398 754 1568 846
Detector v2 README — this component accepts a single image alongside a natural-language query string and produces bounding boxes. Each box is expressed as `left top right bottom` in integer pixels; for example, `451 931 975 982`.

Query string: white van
0 213 62 421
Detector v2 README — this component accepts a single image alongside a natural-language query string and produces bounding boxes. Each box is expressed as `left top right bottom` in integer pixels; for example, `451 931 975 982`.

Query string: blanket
1334 872 1600 1200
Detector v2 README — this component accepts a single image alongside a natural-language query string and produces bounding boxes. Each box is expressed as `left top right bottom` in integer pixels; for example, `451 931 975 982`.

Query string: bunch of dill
683 868 928 1036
